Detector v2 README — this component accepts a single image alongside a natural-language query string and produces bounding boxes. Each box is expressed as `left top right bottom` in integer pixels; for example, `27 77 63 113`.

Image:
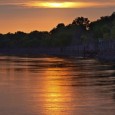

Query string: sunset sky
0 0 115 33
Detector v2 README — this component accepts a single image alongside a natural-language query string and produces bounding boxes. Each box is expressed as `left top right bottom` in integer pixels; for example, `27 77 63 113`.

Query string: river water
0 56 115 115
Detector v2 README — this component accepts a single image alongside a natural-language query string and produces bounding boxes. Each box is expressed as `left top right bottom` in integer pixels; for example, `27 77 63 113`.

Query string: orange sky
0 0 115 33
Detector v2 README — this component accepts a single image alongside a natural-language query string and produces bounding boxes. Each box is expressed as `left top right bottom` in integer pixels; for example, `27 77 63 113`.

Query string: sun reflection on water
1 57 115 115
42 68 73 114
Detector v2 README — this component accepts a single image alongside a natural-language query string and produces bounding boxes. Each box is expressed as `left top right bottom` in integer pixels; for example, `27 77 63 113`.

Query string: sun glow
25 2 81 8
42 2 76 8
25 1 109 8
1 1 115 8
45 2 64 8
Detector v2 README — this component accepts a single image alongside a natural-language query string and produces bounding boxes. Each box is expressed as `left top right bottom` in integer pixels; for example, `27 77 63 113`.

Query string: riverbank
0 48 84 57
0 47 100 60
0 44 115 62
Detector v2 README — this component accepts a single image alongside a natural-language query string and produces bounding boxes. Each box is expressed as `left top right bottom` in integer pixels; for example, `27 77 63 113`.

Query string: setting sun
24 1 105 8
0 0 115 33
42 2 75 8
25 2 79 8
48 3 63 8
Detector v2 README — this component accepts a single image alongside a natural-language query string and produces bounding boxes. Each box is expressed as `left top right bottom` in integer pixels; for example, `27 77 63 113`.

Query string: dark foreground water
0 56 115 115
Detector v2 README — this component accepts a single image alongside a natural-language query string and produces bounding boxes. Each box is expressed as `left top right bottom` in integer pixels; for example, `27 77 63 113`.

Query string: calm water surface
0 56 115 115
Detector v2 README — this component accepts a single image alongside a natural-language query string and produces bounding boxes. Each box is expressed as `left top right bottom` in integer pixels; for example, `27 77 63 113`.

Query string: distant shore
0 47 115 62
1 38 115 62
0 48 84 57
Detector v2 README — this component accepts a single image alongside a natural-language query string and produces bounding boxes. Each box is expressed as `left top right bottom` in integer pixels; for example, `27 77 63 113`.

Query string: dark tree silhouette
72 17 90 30
0 12 115 49
56 23 65 29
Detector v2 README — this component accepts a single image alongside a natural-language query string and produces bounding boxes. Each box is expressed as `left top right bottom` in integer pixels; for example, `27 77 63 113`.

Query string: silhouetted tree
0 12 115 49
72 17 90 30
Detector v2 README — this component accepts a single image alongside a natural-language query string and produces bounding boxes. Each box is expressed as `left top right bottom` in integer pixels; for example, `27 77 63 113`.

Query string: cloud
25 1 115 8
0 0 115 33
0 0 115 8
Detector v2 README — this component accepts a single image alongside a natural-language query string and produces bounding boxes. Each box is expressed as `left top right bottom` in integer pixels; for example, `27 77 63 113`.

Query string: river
0 56 115 115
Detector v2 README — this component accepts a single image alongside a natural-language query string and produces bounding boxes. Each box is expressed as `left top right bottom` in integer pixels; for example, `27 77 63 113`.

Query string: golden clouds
24 1 115 8
0 1 115 8
25 2 79 8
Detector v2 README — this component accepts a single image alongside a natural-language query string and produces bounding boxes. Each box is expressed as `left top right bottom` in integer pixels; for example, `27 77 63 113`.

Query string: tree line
0 12 115 48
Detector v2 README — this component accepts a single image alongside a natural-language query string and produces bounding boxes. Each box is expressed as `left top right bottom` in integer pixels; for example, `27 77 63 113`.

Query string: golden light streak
42 67 73 113
26 2 77 8
0 1 115 8
25 2 96 8
24 1 115 8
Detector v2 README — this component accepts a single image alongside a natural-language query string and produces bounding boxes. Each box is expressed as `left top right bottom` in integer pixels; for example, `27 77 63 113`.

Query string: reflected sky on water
0 56 115 115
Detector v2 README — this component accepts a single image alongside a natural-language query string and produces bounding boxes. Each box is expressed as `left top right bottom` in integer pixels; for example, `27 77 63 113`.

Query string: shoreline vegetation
0 12 115 61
